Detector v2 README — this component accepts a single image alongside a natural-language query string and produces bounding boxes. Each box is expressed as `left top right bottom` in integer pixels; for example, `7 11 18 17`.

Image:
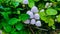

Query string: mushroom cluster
24 6 41 27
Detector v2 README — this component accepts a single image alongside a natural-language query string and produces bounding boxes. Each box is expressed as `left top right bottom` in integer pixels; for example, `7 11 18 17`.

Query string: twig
35 27 48 31
28 25 35 34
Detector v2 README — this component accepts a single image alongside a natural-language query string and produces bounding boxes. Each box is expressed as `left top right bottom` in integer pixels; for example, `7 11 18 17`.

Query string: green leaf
17 11 20 14
17 8 23 11
11 31 18 34
4 0 10 3
38 3 45 9
4 25 11 32
34 0 39 2
56 15 60 22
39 11 48 23
55 8 60 11
3 8 11 11
15 23 24 31
28 0 35 8
1 12 9 20
57 0 60 2
46 8 57 15
19 14 29 21
50 0 55 2
15 0 23 3
40 16 48 23
0 0 2 2
10 27 18 34
11 28 16 33
52 25 55 29
10 1 19 7
39 11 46 16
48 18 54 26
8 18 18 25
11 2 19 7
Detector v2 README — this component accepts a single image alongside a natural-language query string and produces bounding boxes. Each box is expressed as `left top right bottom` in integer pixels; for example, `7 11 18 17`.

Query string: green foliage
1 12 9 20
50 0 55 2
11 32 18 34
15 0 23 3
19 14 30 21
52 25 55 29
39 11 48 23
56 15 60 22
57 0 60 2
38 3 45 9
48 18 54 27
15 23 24 31
46 8 57 15
10 1 19 7
8 18 19 25
4 25 12 32
34 0 39 2
28 0 35 8
0 0 60 34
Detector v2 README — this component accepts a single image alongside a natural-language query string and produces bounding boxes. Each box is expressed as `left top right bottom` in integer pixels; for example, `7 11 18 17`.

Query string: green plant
0 0 60 34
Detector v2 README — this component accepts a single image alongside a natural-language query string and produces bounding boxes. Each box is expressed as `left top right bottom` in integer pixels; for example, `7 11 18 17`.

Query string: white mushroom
45 2 50 8
31 6 38 13
30 19 36 25
35 21 41 27
23 0 28 4
27 11 34 18
34 13 40 20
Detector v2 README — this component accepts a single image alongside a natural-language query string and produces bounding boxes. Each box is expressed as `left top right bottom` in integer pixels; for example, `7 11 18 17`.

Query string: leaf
15 0 23 3
50 0 55 2
56 15 60 22
46 8 57 15
55 8 60 11
17 8 23 11
11 28 16 33
57 0 60 2
39 11 48 23
38 3 45 9
52 25 55 29
19 14 30 21
4 0 10 3
17 11 20 14
1 12 9 20
10 1 19 7
11 31 18 34
34 0 39 2
40 16 48 23
48 18 54 26
4 25 12 32
8 18 18 25
39 11 46 16
28 0 35 8
12 2 19 7
0 0 2 2
10 27 19 34
3 8 11 11
15 23 24 31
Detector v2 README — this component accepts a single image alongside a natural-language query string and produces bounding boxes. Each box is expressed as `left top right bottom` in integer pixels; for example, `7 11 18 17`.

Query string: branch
35 27 48 31
28 25 35 34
